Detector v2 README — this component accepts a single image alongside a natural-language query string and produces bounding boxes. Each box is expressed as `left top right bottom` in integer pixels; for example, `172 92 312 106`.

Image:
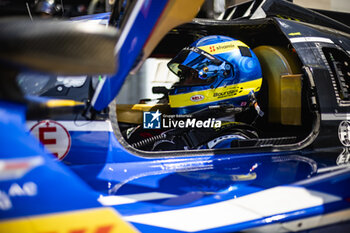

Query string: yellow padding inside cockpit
253 46 302 125
117 104 171 124
281 74 302 125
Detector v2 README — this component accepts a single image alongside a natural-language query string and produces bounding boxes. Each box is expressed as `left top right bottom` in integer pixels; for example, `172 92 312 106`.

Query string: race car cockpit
119 35 266 151
114 19 316 152
16 0 350 164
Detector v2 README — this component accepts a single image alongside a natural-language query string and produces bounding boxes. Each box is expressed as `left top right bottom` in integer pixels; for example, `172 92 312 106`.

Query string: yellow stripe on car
0 207 138 233
46 99 85 108
169 78 262 108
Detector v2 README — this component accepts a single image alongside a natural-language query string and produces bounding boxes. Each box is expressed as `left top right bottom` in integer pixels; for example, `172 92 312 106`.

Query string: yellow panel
46 99 84 108
0 218 33 233
117 104 171 124
281 74 302 125
0 208 138 233
253 46 301 125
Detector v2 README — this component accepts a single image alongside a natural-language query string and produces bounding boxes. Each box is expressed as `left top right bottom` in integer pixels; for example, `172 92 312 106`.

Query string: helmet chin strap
249 91 264 117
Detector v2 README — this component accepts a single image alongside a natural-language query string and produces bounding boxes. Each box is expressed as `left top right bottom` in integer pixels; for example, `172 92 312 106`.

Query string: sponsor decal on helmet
213 87 242 98
215 43 236 51
199 41 248 55
190 95 204 102
169 78 262 108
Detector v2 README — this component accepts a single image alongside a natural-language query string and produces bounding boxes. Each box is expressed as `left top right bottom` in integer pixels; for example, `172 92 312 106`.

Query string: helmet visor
168 47 225 86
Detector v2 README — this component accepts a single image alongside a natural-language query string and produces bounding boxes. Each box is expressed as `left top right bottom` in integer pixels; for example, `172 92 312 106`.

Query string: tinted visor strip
183 47 223 66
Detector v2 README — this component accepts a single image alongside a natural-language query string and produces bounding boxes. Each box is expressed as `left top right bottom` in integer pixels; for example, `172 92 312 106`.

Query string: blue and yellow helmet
167 35 262 115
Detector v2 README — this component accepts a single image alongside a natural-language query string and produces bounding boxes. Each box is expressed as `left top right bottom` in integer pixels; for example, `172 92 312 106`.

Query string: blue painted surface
0 101 101 220
108 170 350 233
1 3 350 233
93 0 170 111
69 149 317 215
1 67 349 233
1 104 346 230
64 131 110 164
64 127 350 232
0 101 44 159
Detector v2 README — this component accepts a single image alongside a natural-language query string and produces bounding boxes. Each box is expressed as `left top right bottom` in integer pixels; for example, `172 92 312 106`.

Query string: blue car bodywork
2 0 350 232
